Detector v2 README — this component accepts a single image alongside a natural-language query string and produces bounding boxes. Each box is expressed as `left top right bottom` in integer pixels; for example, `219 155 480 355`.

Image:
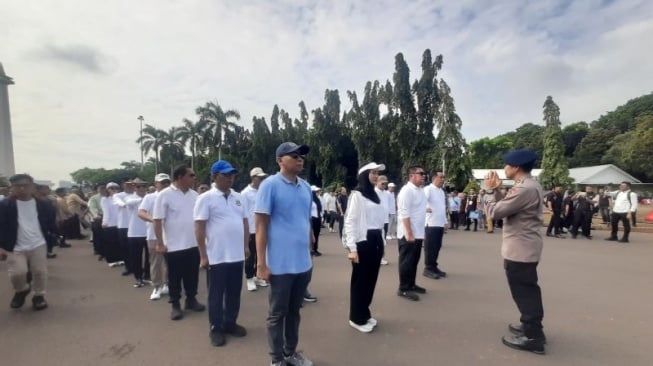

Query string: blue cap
276 142 309 157
210 160 238 174
503 149 538 166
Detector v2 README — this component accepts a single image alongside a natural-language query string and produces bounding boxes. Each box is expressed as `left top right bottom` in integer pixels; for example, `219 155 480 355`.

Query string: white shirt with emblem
194 188 247 265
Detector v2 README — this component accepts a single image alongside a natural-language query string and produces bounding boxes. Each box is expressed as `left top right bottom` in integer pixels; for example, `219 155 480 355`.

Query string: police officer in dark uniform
545 185 564 238
483 149 547 355
571 186 595 239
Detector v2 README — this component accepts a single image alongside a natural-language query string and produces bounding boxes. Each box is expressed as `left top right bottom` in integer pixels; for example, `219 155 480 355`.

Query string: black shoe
170 304 183 320
546 233 554 237
59 242 71 248
121 271 132 276
47 252 57 259
223 323 247 337
210 330 226 347
313 251 322 257
423 270 441 280
133 280 145 288
508 323 547 344
554 234 565 238
571 235 577 239
411 285 426 294
303 293 318 302
397 290 419 301
435 269 447 278
605 237 618 241
618 238 629 243
464 228 470 231
185 298 206 312
32 295 48 311
584 235 593 240
501 335 545 354
10 287 31 309
98 256 104 261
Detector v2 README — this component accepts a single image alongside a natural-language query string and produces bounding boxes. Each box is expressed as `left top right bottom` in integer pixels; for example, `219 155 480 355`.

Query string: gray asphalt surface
1 228 652 366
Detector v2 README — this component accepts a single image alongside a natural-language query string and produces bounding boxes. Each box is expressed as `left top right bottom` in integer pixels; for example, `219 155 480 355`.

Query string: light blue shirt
255 172 312 275
448 197 460 211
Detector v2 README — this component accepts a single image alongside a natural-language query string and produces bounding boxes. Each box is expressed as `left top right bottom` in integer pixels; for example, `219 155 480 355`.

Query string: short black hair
55 187 67 194
406 165 424 175
621 181 631 187
9 174 34 184
94 183 106 190
172 164 190 181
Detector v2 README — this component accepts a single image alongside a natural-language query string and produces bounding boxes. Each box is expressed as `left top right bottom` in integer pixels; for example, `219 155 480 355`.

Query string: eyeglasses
285 153 306 160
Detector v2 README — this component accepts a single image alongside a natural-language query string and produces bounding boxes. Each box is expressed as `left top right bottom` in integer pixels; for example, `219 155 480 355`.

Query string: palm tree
159 126 186 174
195 101 241 159
136 124 165 174
177 118 211 169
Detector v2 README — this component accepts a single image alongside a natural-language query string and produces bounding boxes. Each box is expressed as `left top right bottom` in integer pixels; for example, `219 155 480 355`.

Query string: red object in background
645 210 653 224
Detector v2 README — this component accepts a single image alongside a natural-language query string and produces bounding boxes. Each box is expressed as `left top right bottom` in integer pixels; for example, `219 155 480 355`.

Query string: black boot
185 297 205 312
170 302 183 320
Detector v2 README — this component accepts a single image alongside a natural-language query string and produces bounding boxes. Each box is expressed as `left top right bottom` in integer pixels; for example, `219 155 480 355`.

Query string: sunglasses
284 153 306 160
412 171 426 176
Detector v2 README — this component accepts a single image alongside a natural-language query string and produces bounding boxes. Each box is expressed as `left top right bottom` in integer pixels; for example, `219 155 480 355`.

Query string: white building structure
0 62 15 178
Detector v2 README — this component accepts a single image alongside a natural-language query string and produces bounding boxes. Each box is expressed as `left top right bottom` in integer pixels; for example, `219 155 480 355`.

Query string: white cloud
1 0 652 183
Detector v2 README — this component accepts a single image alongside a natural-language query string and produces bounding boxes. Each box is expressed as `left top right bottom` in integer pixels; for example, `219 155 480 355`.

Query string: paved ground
1 228 652 366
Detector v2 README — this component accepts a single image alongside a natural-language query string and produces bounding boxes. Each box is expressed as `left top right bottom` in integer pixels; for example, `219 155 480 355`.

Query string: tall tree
195 101 241 159
414 50 441 163
178 118 211 169
432 79 471 189
539 96 571 188
392 53 419 171
469 136 514 168
159 126 186 175
136 124 164 174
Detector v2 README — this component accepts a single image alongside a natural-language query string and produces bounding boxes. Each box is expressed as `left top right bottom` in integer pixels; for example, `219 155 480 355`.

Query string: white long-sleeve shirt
424 184 448 227
101 196 118 227
343 191 385 252
113 191 133 229
397 182 427 240
612 190 638 213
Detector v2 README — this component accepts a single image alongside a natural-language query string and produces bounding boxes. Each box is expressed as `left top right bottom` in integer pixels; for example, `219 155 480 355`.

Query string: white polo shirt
126 194 146 238
101 196 118 227
113 191 133 229
194 188 247 265
138 192 158 240
153 184 198 252
240 184 258 234
397 182 427 239
424 184 448 227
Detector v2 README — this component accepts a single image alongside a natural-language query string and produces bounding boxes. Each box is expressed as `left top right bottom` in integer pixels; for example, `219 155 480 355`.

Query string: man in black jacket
0 174 57 310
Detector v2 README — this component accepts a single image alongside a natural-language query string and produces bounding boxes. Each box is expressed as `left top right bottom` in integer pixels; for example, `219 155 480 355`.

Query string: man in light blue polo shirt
256 142 314 366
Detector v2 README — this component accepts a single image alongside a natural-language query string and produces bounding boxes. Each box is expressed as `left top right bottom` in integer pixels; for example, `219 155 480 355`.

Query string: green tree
469 136 513 168
432 79 471 189
561 121 589 158
195 101 241 159
158 127 186 175
392 52 420 171
136 124 165 173
570 128 615 167
178 118 211 169
539 96 571 188
413 50 441 163
602 114 653 182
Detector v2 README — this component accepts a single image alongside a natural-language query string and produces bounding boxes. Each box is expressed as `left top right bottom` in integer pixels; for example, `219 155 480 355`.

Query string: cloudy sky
2 0 652 183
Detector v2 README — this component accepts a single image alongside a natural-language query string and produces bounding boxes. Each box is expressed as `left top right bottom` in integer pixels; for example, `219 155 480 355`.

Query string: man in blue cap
194 160 249 347
483 149 547 354
256 142 314 366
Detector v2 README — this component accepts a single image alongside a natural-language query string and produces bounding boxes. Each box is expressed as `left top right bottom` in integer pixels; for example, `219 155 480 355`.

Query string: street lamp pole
137 115 144 171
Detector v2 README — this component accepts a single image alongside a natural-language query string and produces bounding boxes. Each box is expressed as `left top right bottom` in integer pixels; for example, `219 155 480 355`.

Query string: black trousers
397 237 423 291
631 211 637 227
350 230 384 325
91 218 103 255
424 226 444 272
128 237 150 281
546 211 562 235
102 226 122 263
599 207 611 223
165 247 200 304
504 259 544 338
327 211 337 229
310 217 321 253
118 228 131 272
245 234 257 279
449 212 459 229
208 261 244 331
571 210 591 237
610 212 631 240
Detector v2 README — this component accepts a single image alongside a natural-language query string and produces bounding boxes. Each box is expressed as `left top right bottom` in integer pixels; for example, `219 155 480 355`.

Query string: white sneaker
254 278 269 287
247 278 257 291
380 258 389 265
149 287 161 300
385 236 393 240
160 284 169 295
349 320 374 333
367 317 377 327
